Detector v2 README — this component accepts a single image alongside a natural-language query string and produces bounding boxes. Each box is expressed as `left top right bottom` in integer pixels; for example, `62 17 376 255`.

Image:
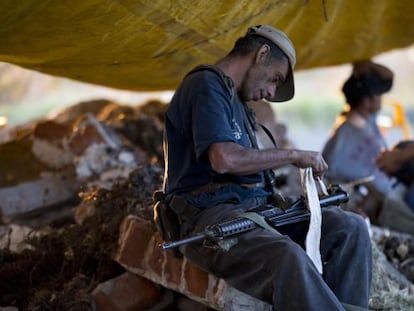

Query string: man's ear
255 44 271 64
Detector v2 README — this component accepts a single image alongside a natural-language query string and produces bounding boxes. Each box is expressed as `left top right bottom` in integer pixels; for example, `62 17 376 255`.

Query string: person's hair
228 34 287 65
342 74 388 108
346 92 369 108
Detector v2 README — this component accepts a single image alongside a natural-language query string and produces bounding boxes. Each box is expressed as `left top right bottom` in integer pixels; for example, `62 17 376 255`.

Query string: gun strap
242 212 281 236
259 123 278 147
242 103 282 197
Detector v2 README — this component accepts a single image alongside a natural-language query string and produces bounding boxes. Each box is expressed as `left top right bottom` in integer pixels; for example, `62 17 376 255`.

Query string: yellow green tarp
0 0 413 91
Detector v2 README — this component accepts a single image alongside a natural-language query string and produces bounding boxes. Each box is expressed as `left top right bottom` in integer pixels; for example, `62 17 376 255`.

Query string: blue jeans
181 199 372 311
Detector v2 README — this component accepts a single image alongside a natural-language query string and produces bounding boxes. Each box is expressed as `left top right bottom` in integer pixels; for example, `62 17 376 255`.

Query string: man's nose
266 83 277 99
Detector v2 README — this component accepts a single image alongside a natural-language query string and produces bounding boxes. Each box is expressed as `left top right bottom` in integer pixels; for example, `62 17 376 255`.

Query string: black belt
190 182 265 196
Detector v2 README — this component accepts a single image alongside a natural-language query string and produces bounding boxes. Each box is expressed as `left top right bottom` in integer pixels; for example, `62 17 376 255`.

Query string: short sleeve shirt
322 115 393 194
163 65 264 195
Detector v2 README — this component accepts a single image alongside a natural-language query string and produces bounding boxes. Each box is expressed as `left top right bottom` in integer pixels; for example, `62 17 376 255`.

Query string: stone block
67 114 121 156
92 272 163 311
0 170 79 219
32 120 71 143
68 124 106 156
116 215 154 269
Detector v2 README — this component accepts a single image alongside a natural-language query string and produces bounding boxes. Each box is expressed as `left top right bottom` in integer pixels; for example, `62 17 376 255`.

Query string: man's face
239 58 289 102
367 94 382 114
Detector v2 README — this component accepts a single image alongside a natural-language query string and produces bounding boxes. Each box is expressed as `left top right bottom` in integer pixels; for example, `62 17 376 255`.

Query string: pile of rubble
0 99 413 310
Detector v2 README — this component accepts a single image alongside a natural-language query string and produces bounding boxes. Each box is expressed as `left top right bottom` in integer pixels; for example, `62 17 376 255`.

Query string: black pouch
152 190 182 257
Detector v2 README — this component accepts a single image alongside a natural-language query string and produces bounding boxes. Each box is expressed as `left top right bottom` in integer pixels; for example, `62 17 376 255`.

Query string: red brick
184 262 210 298
93 292 123 311
147 233 164 277
164 248 183 285
93 272 163 310
67 124 105 155
115 216 154 268
32 120 71 143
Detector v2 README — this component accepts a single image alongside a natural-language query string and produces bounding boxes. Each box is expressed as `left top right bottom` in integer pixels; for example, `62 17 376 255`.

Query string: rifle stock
160 185 348 251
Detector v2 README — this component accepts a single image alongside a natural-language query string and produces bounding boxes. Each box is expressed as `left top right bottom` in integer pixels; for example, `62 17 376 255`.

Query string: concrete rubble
0 98 413 310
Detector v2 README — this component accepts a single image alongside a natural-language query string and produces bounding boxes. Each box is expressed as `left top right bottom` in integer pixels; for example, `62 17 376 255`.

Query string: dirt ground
0 164 163 310
1 166 413 310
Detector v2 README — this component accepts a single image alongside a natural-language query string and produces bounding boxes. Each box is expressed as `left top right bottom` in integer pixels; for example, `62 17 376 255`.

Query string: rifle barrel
319 191 348 207
160 232 207 250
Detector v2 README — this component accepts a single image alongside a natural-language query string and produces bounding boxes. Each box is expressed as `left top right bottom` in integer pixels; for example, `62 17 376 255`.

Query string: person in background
322 61 414 234
377 140 414 211
322 60 393 194
162 25 372 310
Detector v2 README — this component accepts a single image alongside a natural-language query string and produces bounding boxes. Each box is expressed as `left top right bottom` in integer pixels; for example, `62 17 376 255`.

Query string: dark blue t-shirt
163 65 264 197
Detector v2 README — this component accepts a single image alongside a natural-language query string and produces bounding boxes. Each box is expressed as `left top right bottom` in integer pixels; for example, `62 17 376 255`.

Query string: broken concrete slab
0 224 33 252
0 169 79 220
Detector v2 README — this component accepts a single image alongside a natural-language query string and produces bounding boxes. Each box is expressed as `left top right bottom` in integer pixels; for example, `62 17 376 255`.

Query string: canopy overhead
1 0 413 92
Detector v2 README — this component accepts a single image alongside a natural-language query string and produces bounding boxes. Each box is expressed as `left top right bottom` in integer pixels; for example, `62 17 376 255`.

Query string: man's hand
293 150 328 178
376 149 404 175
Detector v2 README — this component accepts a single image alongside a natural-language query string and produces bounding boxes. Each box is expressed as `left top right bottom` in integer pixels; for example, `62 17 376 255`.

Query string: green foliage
275 97 343 129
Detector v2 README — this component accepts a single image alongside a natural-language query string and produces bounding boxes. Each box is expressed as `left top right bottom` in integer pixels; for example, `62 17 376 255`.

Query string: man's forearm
208 142 327 177
208 142 294 174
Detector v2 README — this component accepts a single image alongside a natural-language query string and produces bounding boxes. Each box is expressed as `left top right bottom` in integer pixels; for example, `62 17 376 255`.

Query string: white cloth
301 168 323 274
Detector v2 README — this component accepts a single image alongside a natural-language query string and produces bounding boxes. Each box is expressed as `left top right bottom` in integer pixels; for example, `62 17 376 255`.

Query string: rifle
160 184 349 251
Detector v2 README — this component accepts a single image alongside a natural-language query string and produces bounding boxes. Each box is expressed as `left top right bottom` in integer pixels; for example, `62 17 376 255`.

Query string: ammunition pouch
152 190 182 257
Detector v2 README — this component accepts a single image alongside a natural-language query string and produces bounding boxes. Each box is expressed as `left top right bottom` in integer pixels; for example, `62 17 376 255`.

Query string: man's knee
326 207 365 227
324 208 370 240
343 211 369 236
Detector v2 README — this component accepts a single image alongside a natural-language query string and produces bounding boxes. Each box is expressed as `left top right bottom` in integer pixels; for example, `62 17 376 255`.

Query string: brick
53 99 113 125
68 124 105 156
92 292 123 311
32 120 71 143
67 115 122 156
92 272 163 310
115 216 154 269
31 139 74 169
184 262 209 298
147 233 164 277
163 249 183 286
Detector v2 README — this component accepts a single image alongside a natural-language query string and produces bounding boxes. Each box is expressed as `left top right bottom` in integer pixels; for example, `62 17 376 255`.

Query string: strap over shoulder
186 64 234 99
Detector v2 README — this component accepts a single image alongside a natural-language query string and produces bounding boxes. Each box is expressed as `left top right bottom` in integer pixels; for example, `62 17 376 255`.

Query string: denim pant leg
182 203 352 311
184 228 347 311
319 208 372 307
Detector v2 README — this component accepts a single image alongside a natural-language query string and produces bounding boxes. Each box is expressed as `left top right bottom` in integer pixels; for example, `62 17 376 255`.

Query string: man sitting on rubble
161 25 371 311
322 61 414 234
